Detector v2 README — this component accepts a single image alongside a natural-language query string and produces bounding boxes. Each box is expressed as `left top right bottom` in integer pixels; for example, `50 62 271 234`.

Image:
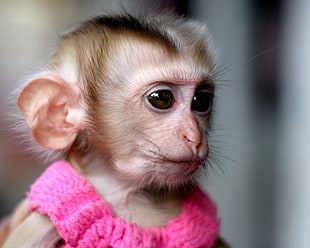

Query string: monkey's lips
167 159 201 169
166 159 202 177
179 160 201 169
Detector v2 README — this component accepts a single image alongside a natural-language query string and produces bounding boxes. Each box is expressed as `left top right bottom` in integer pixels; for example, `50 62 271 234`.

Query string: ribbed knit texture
28 161 219 248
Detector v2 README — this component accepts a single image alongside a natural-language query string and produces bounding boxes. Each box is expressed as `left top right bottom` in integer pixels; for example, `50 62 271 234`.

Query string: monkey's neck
69 155 186 227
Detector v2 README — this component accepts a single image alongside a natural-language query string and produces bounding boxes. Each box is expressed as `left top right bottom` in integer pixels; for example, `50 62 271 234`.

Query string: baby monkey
0 13 228 248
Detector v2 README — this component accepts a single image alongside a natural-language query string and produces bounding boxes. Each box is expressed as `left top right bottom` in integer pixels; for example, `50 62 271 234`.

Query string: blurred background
0 0 309 247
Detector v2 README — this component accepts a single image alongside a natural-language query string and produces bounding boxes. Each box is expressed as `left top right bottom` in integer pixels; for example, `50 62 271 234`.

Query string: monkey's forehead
108 39 214 86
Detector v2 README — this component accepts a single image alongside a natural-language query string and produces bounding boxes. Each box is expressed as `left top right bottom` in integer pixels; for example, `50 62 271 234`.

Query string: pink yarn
28 161 220 247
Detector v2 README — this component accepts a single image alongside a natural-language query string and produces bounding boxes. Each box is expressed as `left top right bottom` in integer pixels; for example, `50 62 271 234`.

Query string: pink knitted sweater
28 161 220 248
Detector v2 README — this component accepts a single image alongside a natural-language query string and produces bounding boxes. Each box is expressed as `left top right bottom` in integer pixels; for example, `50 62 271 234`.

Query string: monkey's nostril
184 134 201 148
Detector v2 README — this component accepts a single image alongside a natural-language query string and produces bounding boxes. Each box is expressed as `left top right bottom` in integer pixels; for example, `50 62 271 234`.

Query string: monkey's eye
191 90 213 114
147 90 174 110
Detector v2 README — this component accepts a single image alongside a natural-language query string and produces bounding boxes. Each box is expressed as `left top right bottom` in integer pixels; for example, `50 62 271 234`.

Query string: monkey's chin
149 160 202 189
142 169 200 198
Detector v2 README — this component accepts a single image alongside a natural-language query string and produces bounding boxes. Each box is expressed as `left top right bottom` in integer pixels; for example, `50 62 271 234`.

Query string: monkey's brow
198 77 215 91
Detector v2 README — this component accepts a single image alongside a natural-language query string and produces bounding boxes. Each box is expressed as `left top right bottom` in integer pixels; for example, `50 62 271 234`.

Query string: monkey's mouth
165 158 202 170
163 159 202 179
178 160 201 169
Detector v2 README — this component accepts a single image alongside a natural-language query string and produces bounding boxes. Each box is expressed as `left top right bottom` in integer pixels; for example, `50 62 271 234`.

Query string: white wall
275 1 310 247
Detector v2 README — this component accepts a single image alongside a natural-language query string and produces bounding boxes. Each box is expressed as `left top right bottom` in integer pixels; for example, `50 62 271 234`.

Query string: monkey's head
17 14 216 189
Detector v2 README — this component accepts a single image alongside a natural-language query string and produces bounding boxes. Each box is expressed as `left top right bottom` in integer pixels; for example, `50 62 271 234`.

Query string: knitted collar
28 161 219 248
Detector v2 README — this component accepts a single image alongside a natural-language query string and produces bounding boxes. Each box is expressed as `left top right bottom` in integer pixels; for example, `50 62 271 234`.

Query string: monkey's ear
17 74 84 150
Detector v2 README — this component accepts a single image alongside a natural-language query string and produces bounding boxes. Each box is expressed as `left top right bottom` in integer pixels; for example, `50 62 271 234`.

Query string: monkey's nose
183 133 207 161
182 132 203 162
184 134 201 148
182 119 202 148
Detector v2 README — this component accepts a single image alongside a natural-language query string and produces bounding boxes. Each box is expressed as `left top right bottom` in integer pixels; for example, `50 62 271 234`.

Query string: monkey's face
92 42 215 188
106 82 212 188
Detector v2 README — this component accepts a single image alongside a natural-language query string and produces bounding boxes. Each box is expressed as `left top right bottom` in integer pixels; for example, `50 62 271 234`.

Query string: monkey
0 13 229 247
